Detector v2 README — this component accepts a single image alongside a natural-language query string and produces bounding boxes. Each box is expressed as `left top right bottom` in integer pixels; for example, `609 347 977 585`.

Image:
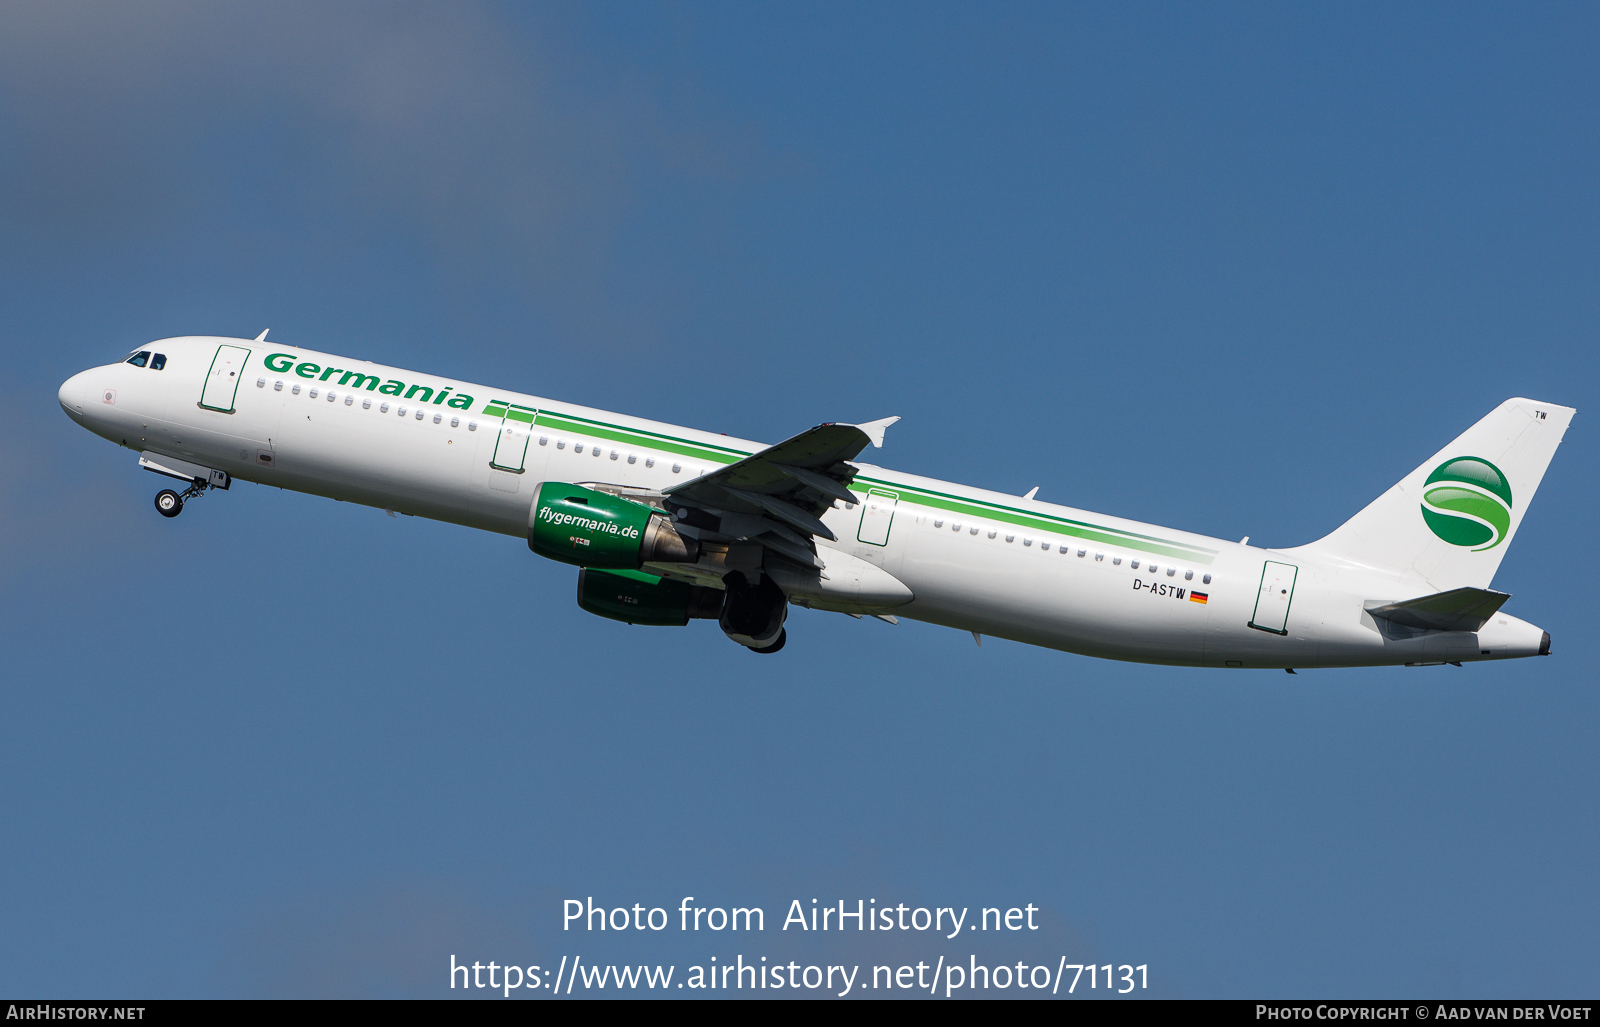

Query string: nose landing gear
154 477 219 518
154 489 182 517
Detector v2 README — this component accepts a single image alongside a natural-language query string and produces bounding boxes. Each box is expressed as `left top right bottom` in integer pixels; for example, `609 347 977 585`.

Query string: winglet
853 416 900 449
254 329 269 342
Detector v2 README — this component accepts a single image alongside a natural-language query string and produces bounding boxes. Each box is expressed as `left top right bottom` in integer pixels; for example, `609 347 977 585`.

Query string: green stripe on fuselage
535 411 746 465
851 476 1218 564
515 407 1215 564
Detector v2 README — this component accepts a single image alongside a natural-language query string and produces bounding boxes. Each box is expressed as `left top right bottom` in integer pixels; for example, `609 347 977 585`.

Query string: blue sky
1 1 1596 998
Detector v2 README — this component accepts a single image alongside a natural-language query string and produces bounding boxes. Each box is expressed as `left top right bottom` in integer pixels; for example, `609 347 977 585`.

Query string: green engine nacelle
528 482 697 569
577 568 724 626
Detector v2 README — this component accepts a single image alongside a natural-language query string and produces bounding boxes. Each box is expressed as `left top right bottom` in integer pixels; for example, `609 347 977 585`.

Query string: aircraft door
857 488 899 546
199 345 251 413
1249 560 1298 635
487 400 538 472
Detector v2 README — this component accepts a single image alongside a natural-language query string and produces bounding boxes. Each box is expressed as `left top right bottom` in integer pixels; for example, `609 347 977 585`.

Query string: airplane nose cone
59 370 90 419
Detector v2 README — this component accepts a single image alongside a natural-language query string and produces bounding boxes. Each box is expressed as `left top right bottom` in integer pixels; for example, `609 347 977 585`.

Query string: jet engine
577 568 723 626
528 482 698 569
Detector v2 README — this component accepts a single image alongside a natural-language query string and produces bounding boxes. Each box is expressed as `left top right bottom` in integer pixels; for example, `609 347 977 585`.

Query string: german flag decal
1189 591 1209 604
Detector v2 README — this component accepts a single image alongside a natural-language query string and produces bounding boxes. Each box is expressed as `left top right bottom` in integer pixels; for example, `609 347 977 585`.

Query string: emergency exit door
857 489 899 546
488 401 538 472
1249 561 1298 635
199 345 251 413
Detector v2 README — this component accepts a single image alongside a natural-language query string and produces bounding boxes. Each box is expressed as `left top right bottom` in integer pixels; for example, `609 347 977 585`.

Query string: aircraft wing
661 417 898 568
1366 587 1511 633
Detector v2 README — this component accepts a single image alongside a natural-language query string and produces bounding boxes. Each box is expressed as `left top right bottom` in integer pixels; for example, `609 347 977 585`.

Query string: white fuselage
58 337 1549 668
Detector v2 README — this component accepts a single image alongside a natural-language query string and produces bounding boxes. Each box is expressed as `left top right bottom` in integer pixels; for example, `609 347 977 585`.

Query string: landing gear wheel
155 489 183 518
750 629 786 654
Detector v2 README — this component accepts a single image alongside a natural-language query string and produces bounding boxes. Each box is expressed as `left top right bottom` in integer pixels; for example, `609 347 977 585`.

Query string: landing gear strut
720 572 789 652
154 477 215 518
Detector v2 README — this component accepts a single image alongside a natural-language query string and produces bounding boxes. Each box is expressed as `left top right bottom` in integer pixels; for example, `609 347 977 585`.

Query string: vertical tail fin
1293 398 1574 590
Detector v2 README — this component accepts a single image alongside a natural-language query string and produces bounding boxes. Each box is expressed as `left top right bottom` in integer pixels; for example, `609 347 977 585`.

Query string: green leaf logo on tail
1421 456 1513 551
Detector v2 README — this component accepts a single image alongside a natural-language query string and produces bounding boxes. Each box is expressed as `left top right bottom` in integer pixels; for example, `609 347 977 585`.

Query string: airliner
59 335 1571 666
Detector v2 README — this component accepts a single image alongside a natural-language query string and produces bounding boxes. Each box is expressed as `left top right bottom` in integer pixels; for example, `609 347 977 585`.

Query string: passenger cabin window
1184 570 1193 580
150 353 167 370
1112 556 1121 565
126 351 150 367
1202 574 1212 584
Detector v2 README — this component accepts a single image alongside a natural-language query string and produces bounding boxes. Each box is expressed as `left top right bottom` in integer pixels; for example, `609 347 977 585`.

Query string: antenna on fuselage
254 329 269 341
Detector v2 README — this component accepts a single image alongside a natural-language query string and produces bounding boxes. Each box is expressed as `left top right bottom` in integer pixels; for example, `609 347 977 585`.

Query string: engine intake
528 482 698 569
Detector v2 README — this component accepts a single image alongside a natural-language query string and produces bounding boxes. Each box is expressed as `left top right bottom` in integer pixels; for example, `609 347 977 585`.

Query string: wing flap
663 419 896 549
725 487 837 541
775 463 860 505
752 531 826 569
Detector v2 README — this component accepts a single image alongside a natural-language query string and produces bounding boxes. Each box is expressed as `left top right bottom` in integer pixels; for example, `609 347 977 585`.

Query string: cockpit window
126 351 150 367
150 353 167 370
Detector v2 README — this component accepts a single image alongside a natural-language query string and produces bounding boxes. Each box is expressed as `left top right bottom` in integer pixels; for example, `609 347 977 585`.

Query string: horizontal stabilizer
1365 587 1511 633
